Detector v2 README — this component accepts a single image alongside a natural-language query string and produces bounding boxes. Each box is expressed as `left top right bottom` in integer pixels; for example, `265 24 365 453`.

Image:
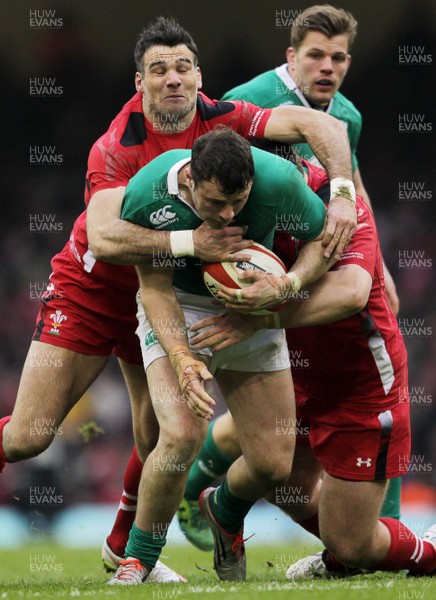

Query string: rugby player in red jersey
0 17 356 579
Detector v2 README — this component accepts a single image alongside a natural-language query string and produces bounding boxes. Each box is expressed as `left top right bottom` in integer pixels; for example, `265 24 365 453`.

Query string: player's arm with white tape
87 188 252 265
136 261 215 420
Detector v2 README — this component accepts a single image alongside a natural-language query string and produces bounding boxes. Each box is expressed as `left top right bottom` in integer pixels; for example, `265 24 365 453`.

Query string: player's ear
135 72 143 93
286 47 296 69
196 66 203 90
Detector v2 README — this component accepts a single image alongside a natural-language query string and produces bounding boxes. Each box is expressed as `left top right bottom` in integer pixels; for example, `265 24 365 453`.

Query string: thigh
216 368 295 460
320 473 388 542
11 341 109 430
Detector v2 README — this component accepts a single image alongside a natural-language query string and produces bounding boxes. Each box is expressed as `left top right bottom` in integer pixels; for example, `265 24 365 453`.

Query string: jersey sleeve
332 197 377 277
85 135 141 202
348 109 362 172
278 162 326 241
230 100 273 138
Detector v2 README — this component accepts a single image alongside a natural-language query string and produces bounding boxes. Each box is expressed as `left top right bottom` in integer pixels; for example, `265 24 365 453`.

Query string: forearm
288 239 336 291
264 106 353 180
90 218 173 265
256 267 371 329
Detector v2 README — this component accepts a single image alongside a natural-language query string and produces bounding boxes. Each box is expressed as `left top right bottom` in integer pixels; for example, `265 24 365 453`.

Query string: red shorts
32 245 142 365
295 393 411 481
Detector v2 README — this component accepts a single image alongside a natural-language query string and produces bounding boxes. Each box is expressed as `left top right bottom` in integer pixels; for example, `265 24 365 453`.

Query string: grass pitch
0 541 433 599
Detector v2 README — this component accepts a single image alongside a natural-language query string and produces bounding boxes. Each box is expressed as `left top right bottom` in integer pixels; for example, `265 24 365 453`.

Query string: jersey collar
275 63 334 114
167 156 202 218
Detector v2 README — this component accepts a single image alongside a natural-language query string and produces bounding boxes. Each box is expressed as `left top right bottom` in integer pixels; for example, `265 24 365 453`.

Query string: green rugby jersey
121 147 325 295
222 64 362 172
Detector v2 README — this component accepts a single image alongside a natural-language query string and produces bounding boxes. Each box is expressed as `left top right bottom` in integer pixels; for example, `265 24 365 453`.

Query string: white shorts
136 290 290 373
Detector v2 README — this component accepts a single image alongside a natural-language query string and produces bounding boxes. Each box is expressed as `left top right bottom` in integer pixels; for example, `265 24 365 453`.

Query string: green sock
185 421 234 500
124 522 166 571
380 477 401 520
209 478 255 533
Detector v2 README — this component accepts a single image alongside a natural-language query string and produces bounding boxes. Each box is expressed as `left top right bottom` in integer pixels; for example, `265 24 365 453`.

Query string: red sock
376 517 436 574
0 416 12 472
296 513 321 539
106 445 143 556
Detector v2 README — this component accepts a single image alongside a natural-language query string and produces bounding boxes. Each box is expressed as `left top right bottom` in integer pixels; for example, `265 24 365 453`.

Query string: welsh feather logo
49 310 67 335
150 205 177 227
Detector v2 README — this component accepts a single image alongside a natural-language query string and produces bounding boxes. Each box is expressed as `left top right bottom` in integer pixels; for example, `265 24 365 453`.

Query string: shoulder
332 91 362 126
222 70 279 104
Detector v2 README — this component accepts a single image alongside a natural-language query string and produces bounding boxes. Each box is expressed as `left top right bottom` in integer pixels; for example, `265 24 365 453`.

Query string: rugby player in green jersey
179 3 401 567
108 128 334 584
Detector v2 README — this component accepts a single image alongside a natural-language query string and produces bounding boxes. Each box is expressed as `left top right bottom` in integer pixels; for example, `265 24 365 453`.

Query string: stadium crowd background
0 0 435 531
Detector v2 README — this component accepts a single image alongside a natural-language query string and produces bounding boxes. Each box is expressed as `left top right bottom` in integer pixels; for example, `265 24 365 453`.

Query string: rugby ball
202 242 287 314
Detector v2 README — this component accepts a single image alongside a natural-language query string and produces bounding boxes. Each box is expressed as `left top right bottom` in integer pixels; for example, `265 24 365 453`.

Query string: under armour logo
150 205 177 226
356 457 372 467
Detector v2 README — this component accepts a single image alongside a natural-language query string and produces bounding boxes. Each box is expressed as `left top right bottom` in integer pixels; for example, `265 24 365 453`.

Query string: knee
322 535 369 569
250 456 292 490
158 425 205 466
5 425 54 461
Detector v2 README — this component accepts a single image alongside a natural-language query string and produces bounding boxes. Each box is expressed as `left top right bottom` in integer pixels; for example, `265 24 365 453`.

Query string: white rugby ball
201 242 287 314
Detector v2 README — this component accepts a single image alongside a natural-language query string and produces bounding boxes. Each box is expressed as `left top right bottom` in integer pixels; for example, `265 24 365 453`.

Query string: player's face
136 44 202 127
287 31 351 107
190 179 252 229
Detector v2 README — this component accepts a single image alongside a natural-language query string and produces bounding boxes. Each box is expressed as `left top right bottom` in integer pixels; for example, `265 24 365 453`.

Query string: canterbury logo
150 205 177 225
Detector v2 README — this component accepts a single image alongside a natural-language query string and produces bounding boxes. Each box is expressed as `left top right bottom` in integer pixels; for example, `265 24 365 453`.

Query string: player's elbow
342 281 371 316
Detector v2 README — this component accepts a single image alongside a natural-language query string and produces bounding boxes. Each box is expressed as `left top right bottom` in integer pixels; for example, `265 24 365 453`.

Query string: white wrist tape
170 230 195 257
330 177 356 203
284 271 302 294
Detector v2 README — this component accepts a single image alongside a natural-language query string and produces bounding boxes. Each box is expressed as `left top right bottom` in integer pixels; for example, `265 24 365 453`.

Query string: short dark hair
135 17 199 73
191 128 254 195
291 5 358 50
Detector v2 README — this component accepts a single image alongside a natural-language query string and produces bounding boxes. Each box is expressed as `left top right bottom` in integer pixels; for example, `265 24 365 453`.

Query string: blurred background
0 0 435 547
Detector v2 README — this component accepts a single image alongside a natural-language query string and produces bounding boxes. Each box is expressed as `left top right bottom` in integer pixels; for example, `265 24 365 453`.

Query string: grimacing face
136 44 202 125
186 173 252 230
287 31 351 107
